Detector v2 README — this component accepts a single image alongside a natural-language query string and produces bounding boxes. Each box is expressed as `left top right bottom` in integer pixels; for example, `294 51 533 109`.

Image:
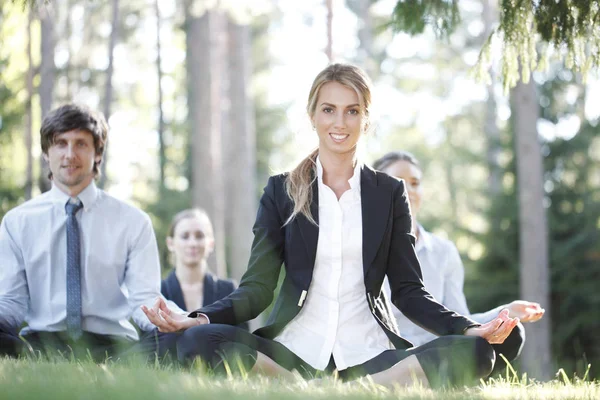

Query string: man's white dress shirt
384 225 503 346
274 158 393 371
0 181 178 340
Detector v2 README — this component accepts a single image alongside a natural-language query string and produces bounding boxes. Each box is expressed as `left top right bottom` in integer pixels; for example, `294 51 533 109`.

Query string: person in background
0 103 198 363
373 150 545 375
142 63 519 388
161 208 248 330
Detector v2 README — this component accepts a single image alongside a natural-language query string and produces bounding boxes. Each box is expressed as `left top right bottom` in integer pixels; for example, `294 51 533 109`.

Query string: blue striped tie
65 201 83 340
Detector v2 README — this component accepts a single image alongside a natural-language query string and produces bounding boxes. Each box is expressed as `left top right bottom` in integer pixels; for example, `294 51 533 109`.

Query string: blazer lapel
203 273 216 307
361 166 392 276
165 271 186 310
297 177 319 281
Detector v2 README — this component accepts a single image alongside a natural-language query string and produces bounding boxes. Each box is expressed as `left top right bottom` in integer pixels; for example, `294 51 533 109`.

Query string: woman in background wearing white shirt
143 63 520 388
374 151 545 376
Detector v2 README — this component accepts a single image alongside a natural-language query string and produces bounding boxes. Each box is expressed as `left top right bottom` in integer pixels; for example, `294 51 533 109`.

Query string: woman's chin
181 260 203 268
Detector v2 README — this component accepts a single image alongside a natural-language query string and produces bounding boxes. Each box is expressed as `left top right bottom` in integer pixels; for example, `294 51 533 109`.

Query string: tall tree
64 0 72 96
347 0 375 78
154 0 166 193
24 4 34 200
99 0 119 189
470 65 600 379
544 122 600 379
251 13 287 193
186 5 227 277
481 0 501 196
325 0 333 61
38 1 55 193
511 78 552 379
225 17 256 281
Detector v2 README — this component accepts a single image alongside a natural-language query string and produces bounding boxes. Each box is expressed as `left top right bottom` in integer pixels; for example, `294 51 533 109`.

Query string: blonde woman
143 64 518 388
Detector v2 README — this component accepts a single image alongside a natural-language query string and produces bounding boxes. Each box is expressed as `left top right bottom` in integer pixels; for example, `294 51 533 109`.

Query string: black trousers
178 323 497 388
489 322 525 376
0 325 186 363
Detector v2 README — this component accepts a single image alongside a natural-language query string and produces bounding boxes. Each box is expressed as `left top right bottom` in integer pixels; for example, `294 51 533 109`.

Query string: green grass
0 358 597 400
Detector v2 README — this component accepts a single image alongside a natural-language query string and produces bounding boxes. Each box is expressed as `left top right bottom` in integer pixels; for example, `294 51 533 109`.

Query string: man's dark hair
40 103 108 179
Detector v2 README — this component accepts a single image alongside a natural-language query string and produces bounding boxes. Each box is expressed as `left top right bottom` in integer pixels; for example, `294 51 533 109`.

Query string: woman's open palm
465 309 519 344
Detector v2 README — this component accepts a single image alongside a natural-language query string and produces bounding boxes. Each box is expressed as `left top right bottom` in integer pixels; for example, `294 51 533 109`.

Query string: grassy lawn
0 358 597 400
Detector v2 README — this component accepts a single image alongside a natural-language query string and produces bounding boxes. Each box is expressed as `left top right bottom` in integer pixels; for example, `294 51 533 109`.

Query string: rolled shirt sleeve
123 212 182 331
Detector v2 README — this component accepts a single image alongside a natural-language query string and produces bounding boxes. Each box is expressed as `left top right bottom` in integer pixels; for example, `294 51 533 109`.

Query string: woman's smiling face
311 81 364 158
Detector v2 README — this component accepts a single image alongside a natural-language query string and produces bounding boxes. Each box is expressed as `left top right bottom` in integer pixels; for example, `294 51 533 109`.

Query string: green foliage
254 93 287 195
497 0 600 89
544 123 600 378
468 68 600 377
465 146 520 310
0 10 25 222
390 0 600 89
389 0 460 38
0 185 23 223
9 0 36 10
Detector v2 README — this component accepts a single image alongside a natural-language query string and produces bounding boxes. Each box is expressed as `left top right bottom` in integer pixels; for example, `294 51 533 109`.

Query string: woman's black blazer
189 165 477 350
162 270 235 310
163 270 249 331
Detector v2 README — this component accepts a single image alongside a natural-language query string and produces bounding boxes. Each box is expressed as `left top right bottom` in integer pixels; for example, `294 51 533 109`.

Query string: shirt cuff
196 313 210 325
462 323 481 334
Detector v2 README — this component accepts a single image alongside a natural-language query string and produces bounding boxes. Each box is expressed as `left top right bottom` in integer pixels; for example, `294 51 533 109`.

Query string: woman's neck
319 150 357 187
175 261 206 284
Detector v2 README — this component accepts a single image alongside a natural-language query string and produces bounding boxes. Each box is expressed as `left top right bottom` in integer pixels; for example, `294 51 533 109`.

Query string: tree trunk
220 20 232 279
511 78 552 380
38 1 55 193
325 0 333 61
155 0 166 193
482 0 501 195
186 6 227 278
225 18 256 281
25 4 34 200
99 0 119 189
355 0 375 78
64 0 73 99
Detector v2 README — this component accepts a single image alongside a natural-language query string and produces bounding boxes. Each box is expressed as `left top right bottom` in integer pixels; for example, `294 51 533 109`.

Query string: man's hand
506 300 545 323
465 309 519 344
141 297 208 332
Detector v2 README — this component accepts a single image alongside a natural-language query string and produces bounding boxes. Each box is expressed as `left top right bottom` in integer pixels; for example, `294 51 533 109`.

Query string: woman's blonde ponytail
284 148 319 226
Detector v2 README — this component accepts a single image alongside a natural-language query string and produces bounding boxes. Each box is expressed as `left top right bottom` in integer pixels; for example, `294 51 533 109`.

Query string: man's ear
95 154 102 165
42 153 49 163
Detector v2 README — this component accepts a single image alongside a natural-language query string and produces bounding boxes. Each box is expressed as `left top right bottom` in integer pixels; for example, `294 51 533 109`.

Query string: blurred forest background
0 0 598 382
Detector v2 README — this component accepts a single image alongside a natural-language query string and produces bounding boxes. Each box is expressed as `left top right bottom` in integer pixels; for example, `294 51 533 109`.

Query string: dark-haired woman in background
373 151 544 376
161 208 248 330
